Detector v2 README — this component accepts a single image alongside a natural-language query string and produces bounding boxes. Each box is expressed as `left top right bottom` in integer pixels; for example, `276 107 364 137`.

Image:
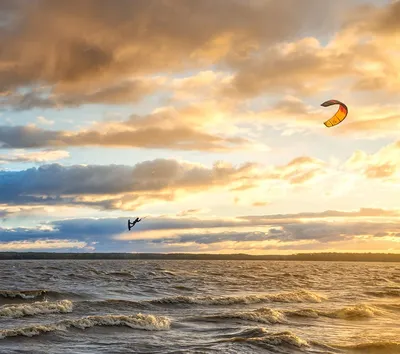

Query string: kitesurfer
128 217 142 230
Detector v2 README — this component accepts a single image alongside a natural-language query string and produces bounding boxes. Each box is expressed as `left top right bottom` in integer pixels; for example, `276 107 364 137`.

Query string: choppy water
0 260 399 354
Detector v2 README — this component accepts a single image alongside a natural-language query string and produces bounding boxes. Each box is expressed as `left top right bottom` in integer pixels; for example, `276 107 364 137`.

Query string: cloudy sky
0 0 399 254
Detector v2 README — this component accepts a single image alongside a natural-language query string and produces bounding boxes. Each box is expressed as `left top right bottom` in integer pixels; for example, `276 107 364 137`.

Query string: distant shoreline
0 252 399 262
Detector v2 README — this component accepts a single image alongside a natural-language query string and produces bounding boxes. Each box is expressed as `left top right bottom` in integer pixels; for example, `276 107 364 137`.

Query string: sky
0 0 399 254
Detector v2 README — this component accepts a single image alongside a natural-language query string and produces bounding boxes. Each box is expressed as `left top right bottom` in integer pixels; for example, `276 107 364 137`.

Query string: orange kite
321 99 348 127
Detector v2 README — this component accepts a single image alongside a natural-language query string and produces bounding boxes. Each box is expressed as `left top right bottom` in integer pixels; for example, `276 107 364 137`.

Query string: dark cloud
1 79 159 110
241 208 400 221
220 2 400 99
0 0 344 108
0 159 260 209
139 221 400 246
0 227 58 242
0 124 250 151
358 1 400 35
2 209 400 252
150 231 272 245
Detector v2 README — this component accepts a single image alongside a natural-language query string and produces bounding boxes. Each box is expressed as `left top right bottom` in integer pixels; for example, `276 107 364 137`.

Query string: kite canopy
321 99 348 127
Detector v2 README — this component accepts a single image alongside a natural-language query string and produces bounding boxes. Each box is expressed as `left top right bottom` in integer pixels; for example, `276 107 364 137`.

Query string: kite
321 99 348 127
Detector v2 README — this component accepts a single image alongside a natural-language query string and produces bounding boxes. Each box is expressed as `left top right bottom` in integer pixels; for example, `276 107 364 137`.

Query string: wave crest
151 289 325 306
288 304 383 320
225 330 309 349
0 313 170 339
207 307 286 324
0 300 73 318
0 290 47 300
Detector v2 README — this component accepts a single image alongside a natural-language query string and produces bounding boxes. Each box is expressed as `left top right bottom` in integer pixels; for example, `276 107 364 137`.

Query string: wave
217 327 270 339
288 304 384 320
337 341 400 354
377 303 400 312
365 288 400 297
0 300 73 318
0 313 170 339
0 290 48 300
0 289 84 302
208 307 287 325
222 330 310 350
150 289 326 306
195 304 383 326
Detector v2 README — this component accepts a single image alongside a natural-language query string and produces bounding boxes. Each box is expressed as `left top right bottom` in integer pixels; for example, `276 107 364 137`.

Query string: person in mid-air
128 217 142 231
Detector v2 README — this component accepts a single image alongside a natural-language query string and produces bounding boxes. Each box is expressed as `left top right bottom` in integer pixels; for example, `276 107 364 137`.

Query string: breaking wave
0 290 48 300
337 341 400 353
288 304 384 320
0 300 73 318
222 330 310 350
150 289 326 306
0 313 170 339
196 303 385 326
208 307 287 324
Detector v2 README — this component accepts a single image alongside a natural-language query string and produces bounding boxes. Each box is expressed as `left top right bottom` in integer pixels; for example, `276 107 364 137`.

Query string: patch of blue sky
55 147 192 167
254 125 392 162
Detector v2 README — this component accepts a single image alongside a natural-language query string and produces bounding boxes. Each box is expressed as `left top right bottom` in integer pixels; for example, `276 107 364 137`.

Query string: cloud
345 140 400 181
222 37 342 98
176 208 210 217
252 201 269 207
2 137 397 212
0 0 339 109
115 210 400 252
0 239 91 251
0 159 263 210
113 207 400 242
0 137 397 212
0 205 91 221
0 102 255 151
217 2 400 101
242 207 400 221
0 149 69 164
264 156 327 185
170 71 232 102
1 1 398 142
351 1 400 37
2 78 164 110
37 116 54 125
239 97 400 138
2 207 399 253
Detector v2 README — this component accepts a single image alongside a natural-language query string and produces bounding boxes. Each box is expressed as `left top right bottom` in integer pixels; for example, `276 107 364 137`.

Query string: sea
0 260 399 354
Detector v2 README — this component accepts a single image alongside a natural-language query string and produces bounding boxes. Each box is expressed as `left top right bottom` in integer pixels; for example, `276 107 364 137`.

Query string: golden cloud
345 140 400 181
0 239 90 251
0 149 69 164
0 0 334 107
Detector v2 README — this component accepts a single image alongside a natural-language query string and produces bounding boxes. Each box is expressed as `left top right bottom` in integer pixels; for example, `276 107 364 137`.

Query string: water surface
0 260 399 353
